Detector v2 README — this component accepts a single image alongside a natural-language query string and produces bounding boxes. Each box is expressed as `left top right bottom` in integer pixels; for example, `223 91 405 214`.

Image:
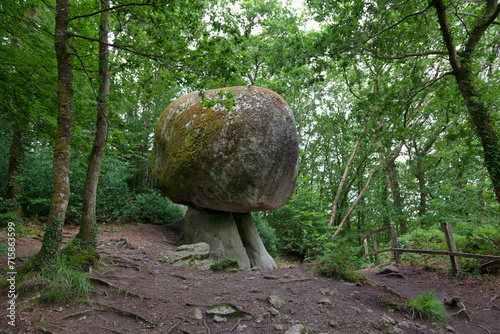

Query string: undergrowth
314 239 366 283
403 291 448 324
19 256 92 304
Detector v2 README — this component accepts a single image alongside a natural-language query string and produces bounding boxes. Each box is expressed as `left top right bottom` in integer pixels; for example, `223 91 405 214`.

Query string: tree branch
69 1 170 21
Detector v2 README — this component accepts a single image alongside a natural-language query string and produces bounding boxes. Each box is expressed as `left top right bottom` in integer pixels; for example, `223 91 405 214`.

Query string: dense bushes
264 192 330 260
123 190 185 225
314 237 367 282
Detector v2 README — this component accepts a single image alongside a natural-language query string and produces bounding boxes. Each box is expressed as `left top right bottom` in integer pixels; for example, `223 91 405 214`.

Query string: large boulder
152 86 299 213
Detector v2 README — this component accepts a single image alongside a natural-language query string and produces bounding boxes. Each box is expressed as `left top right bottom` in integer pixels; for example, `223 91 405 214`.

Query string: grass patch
403 291 448 324
18 256 92 304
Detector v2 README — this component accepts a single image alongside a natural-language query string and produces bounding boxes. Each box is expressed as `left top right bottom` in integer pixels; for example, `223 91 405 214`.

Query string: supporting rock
234 213 276 269
180 207 276 269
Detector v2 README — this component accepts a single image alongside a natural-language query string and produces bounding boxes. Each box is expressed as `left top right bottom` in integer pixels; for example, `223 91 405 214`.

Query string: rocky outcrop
152 86 298 269
157 242 211 269
181 207 276 269
152 86 299 213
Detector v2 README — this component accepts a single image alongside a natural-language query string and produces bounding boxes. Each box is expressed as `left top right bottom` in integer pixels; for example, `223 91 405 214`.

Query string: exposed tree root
85 300 156 327
89 277 143 299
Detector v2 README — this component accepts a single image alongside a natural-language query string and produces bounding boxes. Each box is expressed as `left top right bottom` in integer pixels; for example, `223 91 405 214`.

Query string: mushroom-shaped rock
152 86 299 213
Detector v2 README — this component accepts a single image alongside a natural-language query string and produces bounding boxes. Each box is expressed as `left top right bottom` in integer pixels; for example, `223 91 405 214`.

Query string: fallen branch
204 319 212 334
167 322 181 333
229 319 241 333
474 324 491 334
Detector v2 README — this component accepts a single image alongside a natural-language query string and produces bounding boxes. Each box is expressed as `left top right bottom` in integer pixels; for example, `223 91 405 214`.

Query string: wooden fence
361 222 500 274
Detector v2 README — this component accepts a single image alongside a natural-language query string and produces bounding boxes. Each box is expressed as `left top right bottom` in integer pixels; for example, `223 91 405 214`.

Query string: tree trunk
415 158 427 218
386 162 407 234
6 123 26 217
434 0 500 204
74 0 110 250
34 0 73 268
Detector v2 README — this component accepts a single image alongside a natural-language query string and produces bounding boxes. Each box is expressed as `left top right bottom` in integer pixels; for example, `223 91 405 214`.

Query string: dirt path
0 223 498 334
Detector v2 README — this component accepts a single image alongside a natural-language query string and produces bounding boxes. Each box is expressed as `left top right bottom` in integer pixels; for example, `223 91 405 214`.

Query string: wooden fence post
390 226 401 265
371 234 380 265
441 222 461 274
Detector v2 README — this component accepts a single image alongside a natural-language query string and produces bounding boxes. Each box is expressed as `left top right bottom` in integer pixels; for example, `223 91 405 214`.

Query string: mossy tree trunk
73 0 110 251
26 0 73 272
6 122 26 218
434 0 500 204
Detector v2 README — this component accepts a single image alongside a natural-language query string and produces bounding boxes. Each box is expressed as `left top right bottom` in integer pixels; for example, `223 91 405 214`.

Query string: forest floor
0 222 498 334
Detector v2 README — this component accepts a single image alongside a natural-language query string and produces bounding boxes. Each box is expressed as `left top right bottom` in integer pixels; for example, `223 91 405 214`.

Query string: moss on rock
152 86 299 213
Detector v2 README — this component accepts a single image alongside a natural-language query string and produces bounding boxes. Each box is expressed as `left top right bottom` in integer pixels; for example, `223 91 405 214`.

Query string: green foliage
252 213 278 256
210 258 240 271
198 89 237 111
397 223 499 270
19 255 92 304
404 291 448 324
265 192 330 259
123 189 185 225
314 238 366 282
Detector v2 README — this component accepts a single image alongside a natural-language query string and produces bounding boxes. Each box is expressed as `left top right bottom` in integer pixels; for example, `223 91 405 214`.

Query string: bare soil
0 222 498 334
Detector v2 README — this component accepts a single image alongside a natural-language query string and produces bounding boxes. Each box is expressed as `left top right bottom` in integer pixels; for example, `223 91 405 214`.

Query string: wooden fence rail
361 222 500 274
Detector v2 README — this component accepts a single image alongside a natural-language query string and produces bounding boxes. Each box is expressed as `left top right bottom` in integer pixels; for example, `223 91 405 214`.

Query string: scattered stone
284 324 305 334
213 315 227 323
268 307 280 317
268 295 286 309
376 265 400 275
157 242 211 269
207 303 239 316
328 320 339 328
250 287 261 293
274 324 286 331
445 325 456 332
186 308 203 320
318 298 332 306
319 287 337 296
373 314 397 331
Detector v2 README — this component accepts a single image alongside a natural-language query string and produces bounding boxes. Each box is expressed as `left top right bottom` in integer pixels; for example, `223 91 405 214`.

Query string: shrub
404 291 448 324
265 192 330 259
123 189 185 225
314 239 365 283
253 213 278 256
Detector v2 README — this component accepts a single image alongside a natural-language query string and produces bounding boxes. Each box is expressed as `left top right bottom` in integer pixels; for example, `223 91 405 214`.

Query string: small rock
268 295 286 309
445 325 456 332
285 324 305 334
328 320 339 328
319 287 337 296
318 298 332 306
274 324 286 331
186 308 203 320
399 320 411 328
207 303 238 316
213 315 227 323
376 265 400 275
250 287 261 293
268 307 280 316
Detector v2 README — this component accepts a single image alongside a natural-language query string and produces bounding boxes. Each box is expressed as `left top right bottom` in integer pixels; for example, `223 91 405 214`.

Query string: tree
307 0 500 205
73 0 110 250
